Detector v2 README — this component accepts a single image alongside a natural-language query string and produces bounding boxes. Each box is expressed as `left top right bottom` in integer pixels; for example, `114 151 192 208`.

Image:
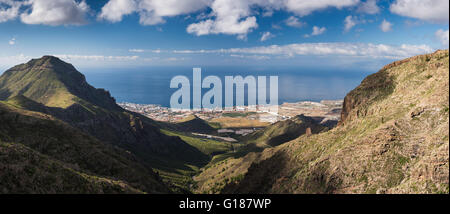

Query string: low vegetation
210 117 270 128
219 50 449 194
1 51 448 194
194 50 450 194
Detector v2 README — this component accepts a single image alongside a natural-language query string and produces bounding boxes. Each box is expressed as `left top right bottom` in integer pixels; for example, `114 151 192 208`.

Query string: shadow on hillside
221 150 344 194
0 95 209 173
221 151 289 194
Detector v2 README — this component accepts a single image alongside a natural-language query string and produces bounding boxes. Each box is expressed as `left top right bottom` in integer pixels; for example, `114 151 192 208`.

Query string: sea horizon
81 66 371 108
1 0 447 199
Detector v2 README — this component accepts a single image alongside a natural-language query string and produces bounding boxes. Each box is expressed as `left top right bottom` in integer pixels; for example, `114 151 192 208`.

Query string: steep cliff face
340 69 394 125
340 51 446 125
221 50 449 194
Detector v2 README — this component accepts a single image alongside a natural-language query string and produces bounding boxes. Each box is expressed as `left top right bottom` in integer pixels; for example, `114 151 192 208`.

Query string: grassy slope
157 129 235 192
1 95 209 193
220 50 449 194
1 84 210 175
193 115 326 193
222 112 257 118
209 117 270 128
0 56 214 193
242 114 326 147
0 141 143 194
0 102 171 193
157 115 217 134
162 130 232 156
0 56 118 110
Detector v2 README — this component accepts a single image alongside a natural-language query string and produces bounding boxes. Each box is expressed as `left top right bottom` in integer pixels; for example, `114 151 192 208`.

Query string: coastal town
118 99 343 129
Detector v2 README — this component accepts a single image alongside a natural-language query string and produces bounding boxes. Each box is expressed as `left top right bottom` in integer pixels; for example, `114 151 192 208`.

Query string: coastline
118 99 343 126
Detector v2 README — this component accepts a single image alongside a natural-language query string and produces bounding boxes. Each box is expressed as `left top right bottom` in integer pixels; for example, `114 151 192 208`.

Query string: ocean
82 66 372 107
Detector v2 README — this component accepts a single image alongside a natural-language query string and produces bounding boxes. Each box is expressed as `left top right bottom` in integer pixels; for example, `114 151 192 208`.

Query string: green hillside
0 56 208 165
193 114 325 193
0 56 210 193
0 56 119 110
221 50 449 194
0 102 169 193
242 114 326 147
0 141 145 194
157 115 217 134
1 51 447 194
193 50 449 194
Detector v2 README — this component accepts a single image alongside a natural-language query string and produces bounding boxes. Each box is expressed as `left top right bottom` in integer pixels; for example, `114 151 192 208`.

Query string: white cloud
0 54 33 69
98 0 360 38
305 26 326 37
165 57 187 61
404 20 423 27
139 0 210 17
230 54 270 60
20 0 89 26
262 9 273 17
380 19 392 32
344 16 357 32
129 48 145 53
129 48 164 53
8 37 15 45
187 0 359 38
0 0 21 23
99 0 211 25
0 54 188 68
272 23 282 30
344 16 367 32
150 49 162 53
55 54 139 61
283 0 360 16
435 29 449 47
390 0 449 23
138 0 210 25
170 42 433 59
260 32 275 42
0 42 434 69
357 0 380 14
312 26 326 35
187 0 258 38
172 50 201 54
285 16 305 28
98 0 137 23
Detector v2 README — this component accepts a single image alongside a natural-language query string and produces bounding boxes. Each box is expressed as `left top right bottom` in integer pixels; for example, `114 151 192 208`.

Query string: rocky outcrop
221 50 449 194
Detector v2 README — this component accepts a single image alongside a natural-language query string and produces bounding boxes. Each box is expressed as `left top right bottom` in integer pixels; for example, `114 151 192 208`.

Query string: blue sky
0 0 448 71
